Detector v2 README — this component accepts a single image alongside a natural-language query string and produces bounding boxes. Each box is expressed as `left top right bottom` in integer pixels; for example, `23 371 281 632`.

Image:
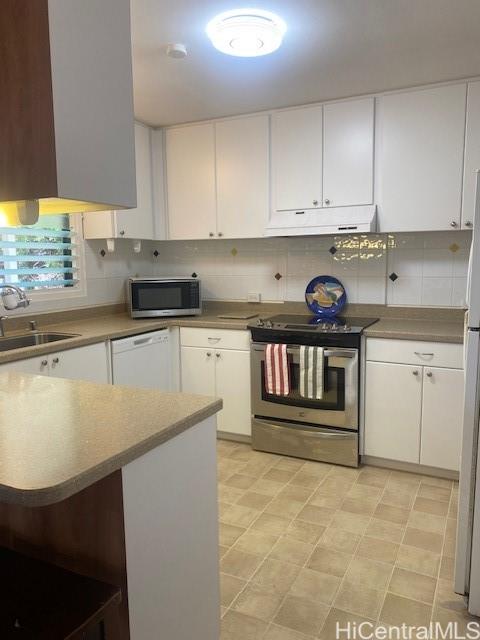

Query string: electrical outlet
247 292 261 303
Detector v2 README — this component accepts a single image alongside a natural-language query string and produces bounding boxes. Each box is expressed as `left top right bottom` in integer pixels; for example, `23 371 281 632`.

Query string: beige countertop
0 313 254 364
0 372 222 507
0 307 465 365
364 318 464 343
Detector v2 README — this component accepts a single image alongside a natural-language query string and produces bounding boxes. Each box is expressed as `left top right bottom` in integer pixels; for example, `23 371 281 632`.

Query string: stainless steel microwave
128 277 201 318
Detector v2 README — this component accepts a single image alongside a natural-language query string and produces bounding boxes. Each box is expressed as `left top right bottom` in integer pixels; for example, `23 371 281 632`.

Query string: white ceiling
131 0 480 126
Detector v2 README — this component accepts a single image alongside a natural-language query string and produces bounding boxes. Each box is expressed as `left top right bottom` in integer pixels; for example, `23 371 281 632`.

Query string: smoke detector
166 43 188 59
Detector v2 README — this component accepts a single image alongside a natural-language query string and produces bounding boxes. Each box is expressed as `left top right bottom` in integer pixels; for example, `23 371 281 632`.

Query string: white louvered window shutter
0 214 78 291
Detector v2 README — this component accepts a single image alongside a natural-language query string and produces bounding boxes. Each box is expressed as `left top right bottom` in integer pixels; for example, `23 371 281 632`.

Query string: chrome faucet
0 284 30 311
0 285 30 337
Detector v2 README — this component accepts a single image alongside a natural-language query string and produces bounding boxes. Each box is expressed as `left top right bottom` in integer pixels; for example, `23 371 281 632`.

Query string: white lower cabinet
0 343 109 384
364 361 422 463
421 367 464 471
180 329 251 437
364 340 464 472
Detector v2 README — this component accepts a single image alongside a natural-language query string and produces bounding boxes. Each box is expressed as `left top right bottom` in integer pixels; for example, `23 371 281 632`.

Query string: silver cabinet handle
52 357 59 364
41 359 48 367
208 337 221 343
324 198 330 205
426 371 433 377
414 351 434 357
465 221 473 228
218 232 223 237
412 370 419 376
216 352 221 358
450 221 458 228
209 232 214 237
206 352 212 357
119 230 125 236
313 199 318 206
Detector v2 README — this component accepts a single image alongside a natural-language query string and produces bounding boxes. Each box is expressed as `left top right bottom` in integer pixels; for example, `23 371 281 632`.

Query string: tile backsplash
148 231 471 308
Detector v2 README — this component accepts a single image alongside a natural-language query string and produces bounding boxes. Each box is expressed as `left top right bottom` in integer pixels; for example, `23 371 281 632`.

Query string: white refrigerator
456 171 480 614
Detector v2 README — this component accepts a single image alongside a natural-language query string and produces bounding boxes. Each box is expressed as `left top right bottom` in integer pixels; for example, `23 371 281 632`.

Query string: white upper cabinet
272 106 323 212
115 123 154 239
271 98 374 214
83 123 155 240
376 83 467 232
462 81 480 230
166 123 216 240
323 98 374 208
215 115 269 238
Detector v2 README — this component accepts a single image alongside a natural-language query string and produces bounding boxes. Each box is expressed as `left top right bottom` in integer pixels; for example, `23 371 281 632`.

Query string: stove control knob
343 325 350 332
257 318 265 327
265 320 273 329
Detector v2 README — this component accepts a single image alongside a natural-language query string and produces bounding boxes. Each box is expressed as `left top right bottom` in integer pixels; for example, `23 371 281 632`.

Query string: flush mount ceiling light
206 8 287 57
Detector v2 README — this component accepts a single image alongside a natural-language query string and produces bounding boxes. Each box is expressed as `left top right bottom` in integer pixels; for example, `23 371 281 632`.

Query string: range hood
265 205 377 236
0 0 136 225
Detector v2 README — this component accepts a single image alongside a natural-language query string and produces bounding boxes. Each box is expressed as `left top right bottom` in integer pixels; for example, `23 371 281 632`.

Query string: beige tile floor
217 439 478 639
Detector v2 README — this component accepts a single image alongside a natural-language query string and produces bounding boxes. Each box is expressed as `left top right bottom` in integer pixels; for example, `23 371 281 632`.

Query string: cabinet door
214 349 251 437
49 343 109 383
180 346 215 396
216 115 269 239
364 361 422 463
323 98 374 207
0 356 50 376
271 106 323 212
462 81 480 230
166 124 216 240
115 123 154 239
376 84 467 232
421 367 464 471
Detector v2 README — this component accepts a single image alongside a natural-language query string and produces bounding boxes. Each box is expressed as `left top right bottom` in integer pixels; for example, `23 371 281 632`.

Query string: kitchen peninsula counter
0 372 222 639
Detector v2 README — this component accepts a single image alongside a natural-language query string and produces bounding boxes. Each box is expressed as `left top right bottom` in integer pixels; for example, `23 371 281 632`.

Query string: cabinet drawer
366 338 463 369
180 327 250 350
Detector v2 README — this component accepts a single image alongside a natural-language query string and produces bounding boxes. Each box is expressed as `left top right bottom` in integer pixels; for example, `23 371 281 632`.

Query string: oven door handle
323 350 356 359
252 344 356 359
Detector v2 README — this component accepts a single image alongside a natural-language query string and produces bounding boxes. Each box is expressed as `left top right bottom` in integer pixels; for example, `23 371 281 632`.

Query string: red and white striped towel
265 343 290 396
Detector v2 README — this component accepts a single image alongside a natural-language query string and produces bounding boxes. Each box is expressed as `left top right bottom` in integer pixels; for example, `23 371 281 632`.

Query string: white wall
148 231 471 308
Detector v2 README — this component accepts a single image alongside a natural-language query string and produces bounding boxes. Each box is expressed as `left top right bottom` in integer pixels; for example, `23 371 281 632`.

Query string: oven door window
261 360 345 411
131 282 198 311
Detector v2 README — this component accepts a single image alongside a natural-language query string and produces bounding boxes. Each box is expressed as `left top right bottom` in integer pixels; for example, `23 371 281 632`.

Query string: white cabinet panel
364 361 422 463
376 84 467 232
115 123 154 239
462 81 480 230
180 335 251 437
0 343 109 383
272 106 323 212
83 123 155 240
215 349 251 437
166 123 216 240
323 98 374 207
151 128 167 240
180 327 250 350
366 338 463 370
49 343 109 383
180 346 216 397
0 355 50 376
421 367 464 471
216 115 269 239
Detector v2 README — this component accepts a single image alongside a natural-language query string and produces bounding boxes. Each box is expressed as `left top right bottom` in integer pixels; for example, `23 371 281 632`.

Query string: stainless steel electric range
248 314 378 467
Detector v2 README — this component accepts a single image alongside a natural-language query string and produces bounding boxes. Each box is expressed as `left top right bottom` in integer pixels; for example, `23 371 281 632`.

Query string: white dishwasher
111 329 172 391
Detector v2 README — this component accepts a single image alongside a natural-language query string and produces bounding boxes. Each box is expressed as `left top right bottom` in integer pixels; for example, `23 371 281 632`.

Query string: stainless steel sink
0 333 79 352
